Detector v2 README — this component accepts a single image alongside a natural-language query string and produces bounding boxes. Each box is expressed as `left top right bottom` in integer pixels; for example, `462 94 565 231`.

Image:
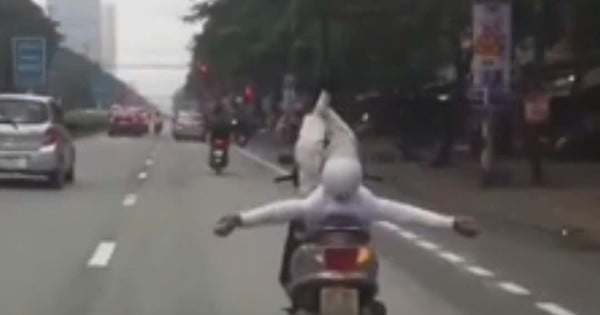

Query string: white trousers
294 90 360 195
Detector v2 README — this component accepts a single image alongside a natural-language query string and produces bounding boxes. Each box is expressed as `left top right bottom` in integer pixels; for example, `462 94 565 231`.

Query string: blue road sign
12 37 47 91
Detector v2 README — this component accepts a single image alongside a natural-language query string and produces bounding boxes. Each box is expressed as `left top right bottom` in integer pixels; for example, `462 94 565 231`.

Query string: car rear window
0 99 49 124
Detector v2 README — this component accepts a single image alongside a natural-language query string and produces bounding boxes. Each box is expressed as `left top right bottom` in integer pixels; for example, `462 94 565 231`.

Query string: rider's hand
453 216 479 238
214 214 242 237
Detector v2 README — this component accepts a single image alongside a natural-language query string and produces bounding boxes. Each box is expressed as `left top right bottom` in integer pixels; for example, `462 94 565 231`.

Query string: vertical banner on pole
471 1 512 185
472 1 512 100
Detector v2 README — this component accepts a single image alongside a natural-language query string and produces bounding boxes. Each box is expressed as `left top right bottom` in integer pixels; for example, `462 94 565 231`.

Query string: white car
0 94 76 188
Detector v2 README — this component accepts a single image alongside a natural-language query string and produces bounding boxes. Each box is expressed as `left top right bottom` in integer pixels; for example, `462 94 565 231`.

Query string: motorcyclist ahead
214 88 478 292
215 157 477 237
208 104 232 141
214 156 478 290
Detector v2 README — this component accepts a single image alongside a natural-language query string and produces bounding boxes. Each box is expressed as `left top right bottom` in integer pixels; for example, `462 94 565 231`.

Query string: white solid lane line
415 240 439 251
122 194 137 207
465 265 495 278
235 147 288 175
535 302 577 315
496 281 531 296
438 251 465 264
87 242 116 267
138 172 148 180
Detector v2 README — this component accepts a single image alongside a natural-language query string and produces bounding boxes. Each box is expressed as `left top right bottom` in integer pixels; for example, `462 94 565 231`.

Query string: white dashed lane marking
465 265 495 278
138 172 148 180
87 242 116 268
398 230 418 240
122 194 137 207
438 251 465 264
376 222 419 240
415 240 439 251
497 281 531 296
145 159 154 166
535 302 577 315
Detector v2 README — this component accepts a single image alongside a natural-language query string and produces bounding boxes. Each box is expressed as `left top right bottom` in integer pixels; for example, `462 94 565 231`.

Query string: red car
108 107 150 136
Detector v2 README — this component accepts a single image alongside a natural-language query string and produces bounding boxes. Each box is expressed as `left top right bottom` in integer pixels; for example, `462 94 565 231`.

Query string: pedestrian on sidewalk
522 77 551 185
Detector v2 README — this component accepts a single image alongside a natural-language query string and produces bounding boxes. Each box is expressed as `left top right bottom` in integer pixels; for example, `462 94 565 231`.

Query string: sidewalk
248 132 600 246
360 137 600 246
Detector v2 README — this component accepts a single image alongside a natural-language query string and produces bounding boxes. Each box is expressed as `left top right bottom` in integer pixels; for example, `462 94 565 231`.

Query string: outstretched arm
239 199 310 227
362 189 478 237
358 187 453 228
215 188 326 237
372 197 454 228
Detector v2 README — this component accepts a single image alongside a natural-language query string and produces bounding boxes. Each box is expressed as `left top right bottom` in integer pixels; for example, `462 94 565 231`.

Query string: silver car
0 94 76 189
172 110 206 141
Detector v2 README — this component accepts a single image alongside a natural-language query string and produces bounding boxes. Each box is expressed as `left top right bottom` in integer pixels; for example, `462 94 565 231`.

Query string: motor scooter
286 214 386 315
209 137 229 174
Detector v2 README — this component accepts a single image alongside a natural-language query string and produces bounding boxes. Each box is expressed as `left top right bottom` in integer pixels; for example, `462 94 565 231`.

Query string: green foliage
64 109 109 137
184 0 600 95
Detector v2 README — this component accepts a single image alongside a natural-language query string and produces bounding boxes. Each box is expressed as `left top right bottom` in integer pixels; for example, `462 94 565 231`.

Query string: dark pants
526 125 544 184
279 219 304 289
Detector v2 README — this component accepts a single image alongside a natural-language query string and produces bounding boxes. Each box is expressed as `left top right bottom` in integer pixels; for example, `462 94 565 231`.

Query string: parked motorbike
209 138 229 174
286 214 386 315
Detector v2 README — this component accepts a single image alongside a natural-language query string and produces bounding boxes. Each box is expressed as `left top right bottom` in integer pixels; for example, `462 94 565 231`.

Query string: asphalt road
0 131 594 315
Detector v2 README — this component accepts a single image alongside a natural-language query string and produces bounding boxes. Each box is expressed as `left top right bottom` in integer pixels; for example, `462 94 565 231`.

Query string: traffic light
198 63 209 80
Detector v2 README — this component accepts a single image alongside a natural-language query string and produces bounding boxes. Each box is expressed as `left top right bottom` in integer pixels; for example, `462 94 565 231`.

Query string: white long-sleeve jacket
239 185 454 233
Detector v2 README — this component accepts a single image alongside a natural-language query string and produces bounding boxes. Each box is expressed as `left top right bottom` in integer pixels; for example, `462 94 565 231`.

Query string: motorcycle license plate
214 150 224 157
320 287 359 315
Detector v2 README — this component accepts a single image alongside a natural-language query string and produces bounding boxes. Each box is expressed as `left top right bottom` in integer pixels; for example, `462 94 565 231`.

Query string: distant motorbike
209 137 229 174
154 121 163 135
286 214 386 315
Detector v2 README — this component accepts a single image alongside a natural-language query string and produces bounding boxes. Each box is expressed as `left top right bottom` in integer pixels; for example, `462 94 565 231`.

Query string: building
47 0 102 64
100 3 116 70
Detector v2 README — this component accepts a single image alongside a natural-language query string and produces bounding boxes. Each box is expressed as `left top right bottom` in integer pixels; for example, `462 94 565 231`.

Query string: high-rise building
100 3 116 70
47 0 102 64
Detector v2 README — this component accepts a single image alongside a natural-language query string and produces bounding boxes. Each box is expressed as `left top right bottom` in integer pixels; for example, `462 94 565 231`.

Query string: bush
64 110 109 137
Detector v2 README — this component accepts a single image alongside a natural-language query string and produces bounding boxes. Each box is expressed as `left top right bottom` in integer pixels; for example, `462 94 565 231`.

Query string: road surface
0 132 594 315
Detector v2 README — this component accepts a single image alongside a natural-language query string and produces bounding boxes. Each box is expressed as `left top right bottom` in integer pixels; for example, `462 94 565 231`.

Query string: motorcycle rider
208 104 232 142
214 156 478 284
215 88 477 294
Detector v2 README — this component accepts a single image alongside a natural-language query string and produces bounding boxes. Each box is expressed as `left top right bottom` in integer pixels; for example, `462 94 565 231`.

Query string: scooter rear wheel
362 301 387 315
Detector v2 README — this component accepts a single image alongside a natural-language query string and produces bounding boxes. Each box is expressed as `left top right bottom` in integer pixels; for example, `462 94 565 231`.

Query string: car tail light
324 248 359 271
213 139 228 149
42 127 61 146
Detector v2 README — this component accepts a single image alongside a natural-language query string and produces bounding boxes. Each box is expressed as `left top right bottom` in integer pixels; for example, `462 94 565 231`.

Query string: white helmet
321 157 362 201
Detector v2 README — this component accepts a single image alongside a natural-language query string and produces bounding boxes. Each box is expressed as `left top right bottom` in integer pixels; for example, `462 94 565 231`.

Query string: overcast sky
33 0 202 109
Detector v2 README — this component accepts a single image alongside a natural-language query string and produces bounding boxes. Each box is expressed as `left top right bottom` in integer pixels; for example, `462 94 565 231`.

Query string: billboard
472 2 512 95
12 37 47 91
